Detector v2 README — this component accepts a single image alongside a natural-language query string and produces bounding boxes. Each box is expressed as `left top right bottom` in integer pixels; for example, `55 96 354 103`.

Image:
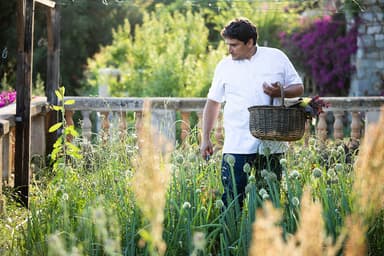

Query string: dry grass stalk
248 201 285 255
132 100 172 255
249 189 343 256
344 106 384 255
353 106 384 217
288 189 325 256
343 216 367 256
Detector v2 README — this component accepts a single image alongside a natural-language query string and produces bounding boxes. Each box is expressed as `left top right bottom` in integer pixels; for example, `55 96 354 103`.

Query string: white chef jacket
207 46 303 154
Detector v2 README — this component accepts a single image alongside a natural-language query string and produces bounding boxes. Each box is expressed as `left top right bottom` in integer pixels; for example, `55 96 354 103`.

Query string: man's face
224 37 254 60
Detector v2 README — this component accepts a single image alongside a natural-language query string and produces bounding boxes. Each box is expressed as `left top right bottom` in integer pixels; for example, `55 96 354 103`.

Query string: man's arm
263 83 304 98
200 99 221 159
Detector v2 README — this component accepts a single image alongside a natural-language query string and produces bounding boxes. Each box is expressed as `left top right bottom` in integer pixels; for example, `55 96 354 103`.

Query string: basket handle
269 82 285 107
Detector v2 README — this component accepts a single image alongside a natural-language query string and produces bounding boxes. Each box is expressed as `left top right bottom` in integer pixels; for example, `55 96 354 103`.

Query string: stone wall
350 0 384 96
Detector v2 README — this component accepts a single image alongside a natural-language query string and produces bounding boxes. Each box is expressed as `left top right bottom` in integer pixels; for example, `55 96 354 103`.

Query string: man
200 18 304 208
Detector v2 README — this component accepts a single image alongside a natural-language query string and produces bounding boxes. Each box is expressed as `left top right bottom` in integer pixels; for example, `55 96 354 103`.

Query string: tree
85 5 226 97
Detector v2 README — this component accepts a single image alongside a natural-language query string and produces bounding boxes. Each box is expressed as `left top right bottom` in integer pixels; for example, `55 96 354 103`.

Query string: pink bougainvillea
280 15 358 96
0 90 16 108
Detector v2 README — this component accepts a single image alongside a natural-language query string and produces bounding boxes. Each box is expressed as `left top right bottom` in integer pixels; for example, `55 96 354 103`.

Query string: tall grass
0 108 384 255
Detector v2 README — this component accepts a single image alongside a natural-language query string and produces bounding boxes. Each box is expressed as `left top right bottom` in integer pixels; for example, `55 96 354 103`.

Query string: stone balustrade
63 96 384 146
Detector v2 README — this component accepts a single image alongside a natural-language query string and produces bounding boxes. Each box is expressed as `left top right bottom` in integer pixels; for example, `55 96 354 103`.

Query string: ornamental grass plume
248 201 285 255
132 100 172 256
353 106 384 217
346 106 384 255
249 189 343 255
284 189 343 256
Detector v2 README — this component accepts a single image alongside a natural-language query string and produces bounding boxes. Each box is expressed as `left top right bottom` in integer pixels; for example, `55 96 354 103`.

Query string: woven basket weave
248 85 305 141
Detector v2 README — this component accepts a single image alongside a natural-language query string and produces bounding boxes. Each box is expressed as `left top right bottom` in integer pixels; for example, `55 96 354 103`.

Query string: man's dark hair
221 18 258 45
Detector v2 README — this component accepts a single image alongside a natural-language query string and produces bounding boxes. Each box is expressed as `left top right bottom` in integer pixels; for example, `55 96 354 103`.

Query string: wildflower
265 171 277 181
330 177 339 184
192 232 206 251
243 163 251 174
289 170 300 179
62 193 69 201
248 175 256 183
263 147 271 156
200 206 207 213
245 183 252 194
327 168 336 177
337 145 345 154
291 197 300 207
195 188 201 194
182 202 191 209
215 199 224 209
262 193 270 200
312 168 322 178
260 169 268 178
175 155 184 164
334 163 343 172
279 158 287 167
258 188 268 197
225 154 235 166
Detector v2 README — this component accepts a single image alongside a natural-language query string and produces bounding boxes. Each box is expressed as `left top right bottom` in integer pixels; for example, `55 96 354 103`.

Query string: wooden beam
14 0 34 208
45 6 60 156
35 0 55 8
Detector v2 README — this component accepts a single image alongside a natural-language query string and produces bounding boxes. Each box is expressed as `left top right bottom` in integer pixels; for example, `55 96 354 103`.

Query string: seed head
258 188 268 197
291 197 300 207
248 175 256 183
289 170 300 179
279 158 287 167
312 168 322 178
225 154 236 166
243 163 251 174
182 202 191 209
215 200 224 209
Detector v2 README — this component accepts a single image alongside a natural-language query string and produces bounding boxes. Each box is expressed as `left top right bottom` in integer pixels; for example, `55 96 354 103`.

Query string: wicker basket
248 85 305 141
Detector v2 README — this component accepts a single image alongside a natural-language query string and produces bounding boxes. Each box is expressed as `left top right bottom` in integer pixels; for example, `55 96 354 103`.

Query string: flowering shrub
280 15 358 96
0 90 16 108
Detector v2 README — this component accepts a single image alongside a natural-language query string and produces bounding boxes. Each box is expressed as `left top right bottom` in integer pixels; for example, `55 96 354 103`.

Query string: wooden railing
0 96 383 210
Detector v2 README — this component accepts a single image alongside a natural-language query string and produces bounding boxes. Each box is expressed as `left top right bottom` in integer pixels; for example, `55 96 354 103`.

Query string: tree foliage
86 5 226 97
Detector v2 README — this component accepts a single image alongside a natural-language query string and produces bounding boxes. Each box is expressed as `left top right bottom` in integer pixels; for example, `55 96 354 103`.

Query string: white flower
258 188 268 197
192 232 206 251
182 202 191 209
215 200 224 209
260 169 268 178
225 154 236 166
289 170 300 179
334 163 343 172
248 175 256 183
279 158 287 167
62 193 69 201
243 163 251 174
262 193 269 200
291 197 300 206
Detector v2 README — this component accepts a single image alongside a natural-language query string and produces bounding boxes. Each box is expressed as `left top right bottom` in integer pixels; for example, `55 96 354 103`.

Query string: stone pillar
31 113 46 158
151 109 176 149
349 0 384 96
97 68 121 133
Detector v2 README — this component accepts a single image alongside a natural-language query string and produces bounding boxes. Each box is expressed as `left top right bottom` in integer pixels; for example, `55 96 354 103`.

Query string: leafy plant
48 87 82 172
280 14 358 96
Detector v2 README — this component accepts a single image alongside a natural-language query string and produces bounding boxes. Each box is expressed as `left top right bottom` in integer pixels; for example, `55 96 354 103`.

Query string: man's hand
200 139 214 161
263 81 281 97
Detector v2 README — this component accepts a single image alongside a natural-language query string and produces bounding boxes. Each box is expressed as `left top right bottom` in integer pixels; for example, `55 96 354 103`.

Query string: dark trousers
221 153 283 208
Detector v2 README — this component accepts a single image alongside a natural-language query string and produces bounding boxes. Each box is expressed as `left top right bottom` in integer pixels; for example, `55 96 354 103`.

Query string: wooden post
45 5 60 156
14 0 34 207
